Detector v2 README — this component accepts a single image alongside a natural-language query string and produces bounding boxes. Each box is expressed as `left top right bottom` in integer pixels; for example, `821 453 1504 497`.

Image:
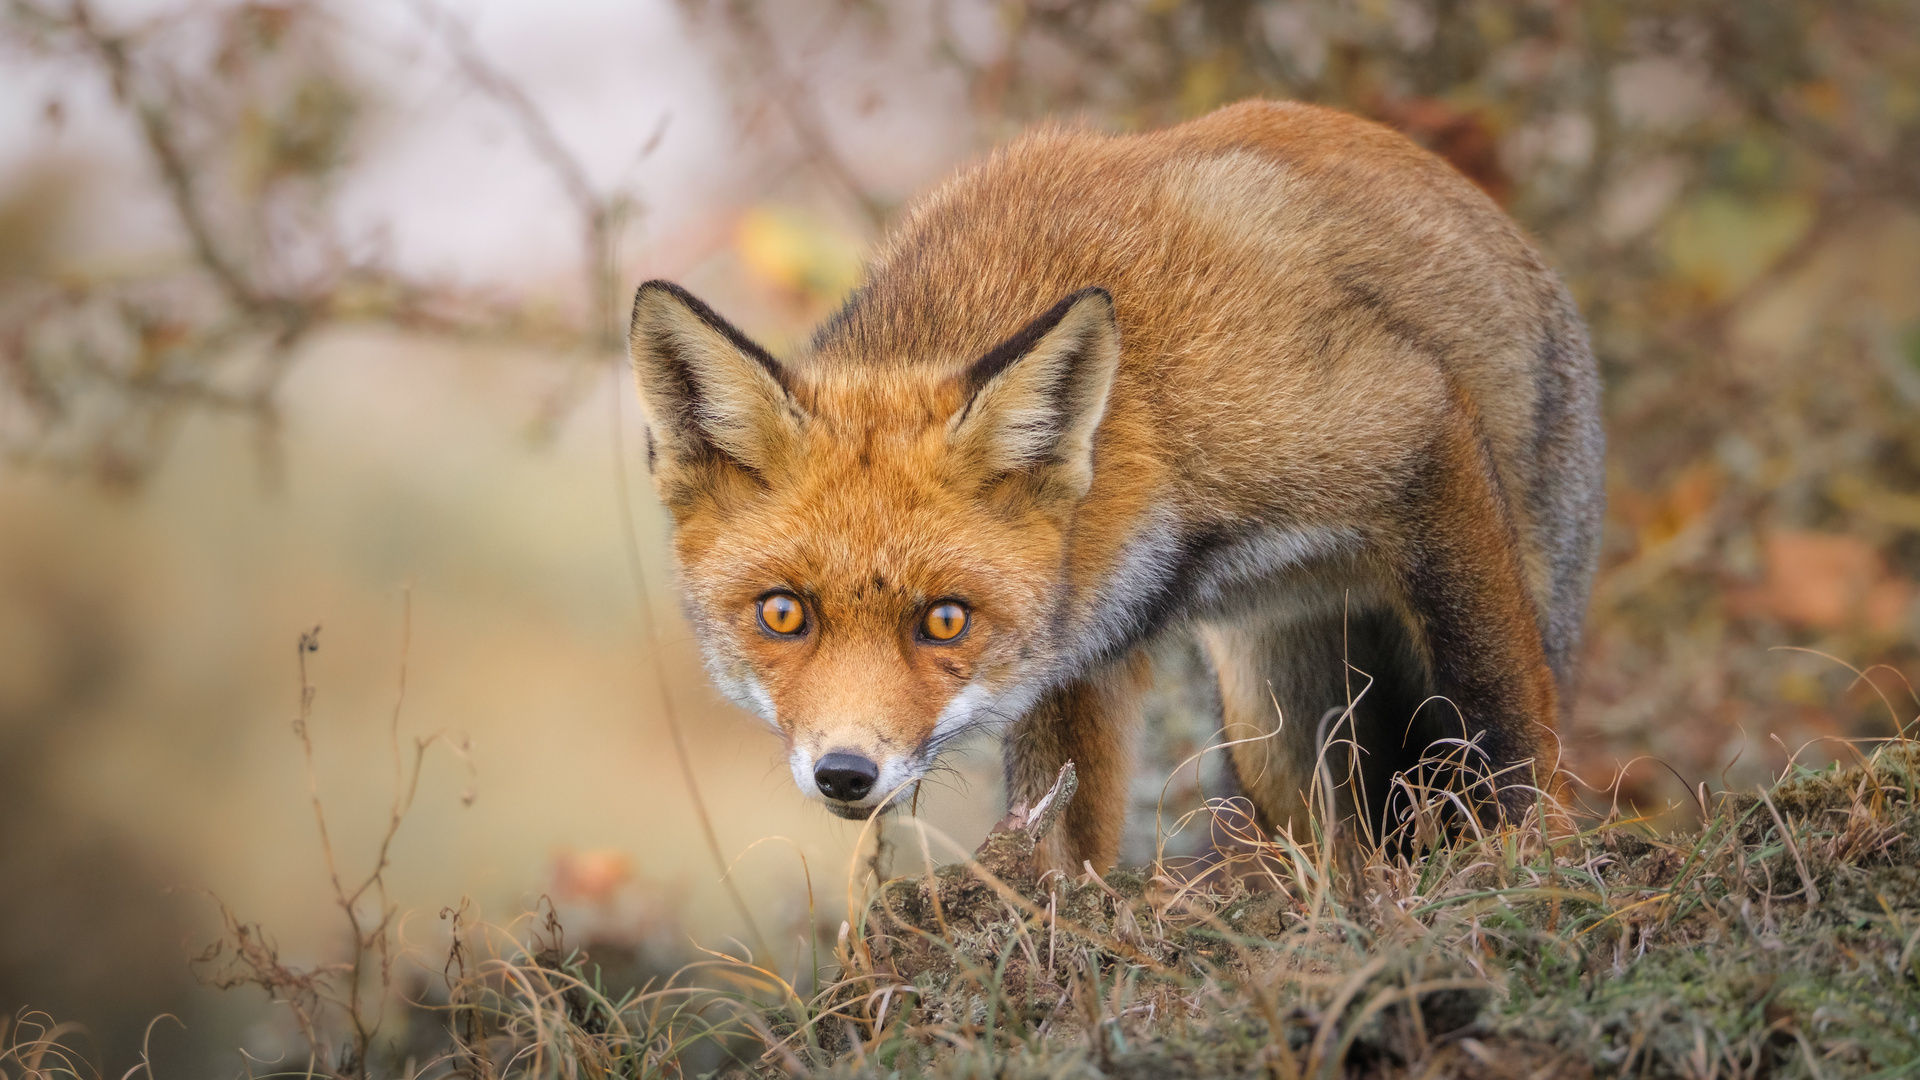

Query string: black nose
814 753 878 802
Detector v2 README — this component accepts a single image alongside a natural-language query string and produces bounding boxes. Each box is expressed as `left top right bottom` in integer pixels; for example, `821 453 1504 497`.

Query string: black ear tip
631 279 671 323
1061 286 1116 325
632 278 692 311
627 279 790 388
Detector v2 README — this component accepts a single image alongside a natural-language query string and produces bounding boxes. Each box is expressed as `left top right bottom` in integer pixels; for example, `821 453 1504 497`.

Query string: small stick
1025 763 1078 841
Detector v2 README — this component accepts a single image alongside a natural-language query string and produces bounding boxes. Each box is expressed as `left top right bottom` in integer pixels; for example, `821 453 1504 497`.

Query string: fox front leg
1001 650 1149 875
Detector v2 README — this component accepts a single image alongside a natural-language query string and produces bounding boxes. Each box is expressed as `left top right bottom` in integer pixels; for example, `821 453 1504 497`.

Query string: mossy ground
759 744 1920 1078
28 742 1910 1079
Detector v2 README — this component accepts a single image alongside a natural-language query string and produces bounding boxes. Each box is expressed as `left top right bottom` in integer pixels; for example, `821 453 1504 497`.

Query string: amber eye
757 592 807 636
922 601 969 642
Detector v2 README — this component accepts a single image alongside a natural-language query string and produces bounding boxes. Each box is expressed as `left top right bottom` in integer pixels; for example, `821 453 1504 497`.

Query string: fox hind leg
1199 605 1433 847
1388 417 1563 825
1202 416 1563 848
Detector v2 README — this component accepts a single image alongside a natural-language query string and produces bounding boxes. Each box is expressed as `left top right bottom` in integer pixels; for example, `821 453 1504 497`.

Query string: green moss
422 743 1920 1078
796 743 1920 1078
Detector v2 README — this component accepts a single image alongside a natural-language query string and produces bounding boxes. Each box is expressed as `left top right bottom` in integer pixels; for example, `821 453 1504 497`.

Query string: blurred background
2 0 1918 1074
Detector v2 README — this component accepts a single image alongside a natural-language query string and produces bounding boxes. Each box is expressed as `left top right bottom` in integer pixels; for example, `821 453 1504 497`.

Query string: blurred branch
413 0 773 960
0 0 666 483
685 0 889 227
3 0 333 483
68 0 332 345
412 0 632 353
68 1 259 314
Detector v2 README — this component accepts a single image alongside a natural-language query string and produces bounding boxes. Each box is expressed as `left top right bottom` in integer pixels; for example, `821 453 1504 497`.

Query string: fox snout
812 752 878 802
790 743 927 819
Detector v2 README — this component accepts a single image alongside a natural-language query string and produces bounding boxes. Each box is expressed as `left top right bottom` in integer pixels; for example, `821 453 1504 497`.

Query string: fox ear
948 287 1120 499
628 281 805 493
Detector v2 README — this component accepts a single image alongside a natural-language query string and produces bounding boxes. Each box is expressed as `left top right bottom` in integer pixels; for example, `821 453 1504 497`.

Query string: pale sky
1 0 979 297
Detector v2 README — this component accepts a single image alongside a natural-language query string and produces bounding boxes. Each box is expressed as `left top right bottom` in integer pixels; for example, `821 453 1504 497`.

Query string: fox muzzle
813 752 878 802
790 743 925 819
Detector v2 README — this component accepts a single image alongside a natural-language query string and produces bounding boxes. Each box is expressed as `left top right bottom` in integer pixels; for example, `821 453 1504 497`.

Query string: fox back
630 100 1602 869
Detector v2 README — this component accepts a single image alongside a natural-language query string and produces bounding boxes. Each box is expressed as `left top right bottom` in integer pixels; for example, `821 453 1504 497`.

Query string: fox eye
922 601 969 643
757 592 807 636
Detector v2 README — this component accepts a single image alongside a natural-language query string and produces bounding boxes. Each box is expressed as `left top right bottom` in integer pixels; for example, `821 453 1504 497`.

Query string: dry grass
775 740 1920 1078
7 644 1918 1079
365 710 1920 1079
8 604 1912 1080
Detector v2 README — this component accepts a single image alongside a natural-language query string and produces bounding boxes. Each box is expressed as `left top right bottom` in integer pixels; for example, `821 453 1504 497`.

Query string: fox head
628 280 1121 819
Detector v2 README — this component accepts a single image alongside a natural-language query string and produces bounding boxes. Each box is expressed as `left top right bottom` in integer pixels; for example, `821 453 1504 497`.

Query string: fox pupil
925 603 967 641
760 593 804 635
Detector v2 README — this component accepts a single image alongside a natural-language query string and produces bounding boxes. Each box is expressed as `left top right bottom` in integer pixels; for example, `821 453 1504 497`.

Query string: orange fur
629 101 1603 871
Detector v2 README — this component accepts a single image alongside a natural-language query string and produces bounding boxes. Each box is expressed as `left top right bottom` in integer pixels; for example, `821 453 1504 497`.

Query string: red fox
628 101 1603 872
